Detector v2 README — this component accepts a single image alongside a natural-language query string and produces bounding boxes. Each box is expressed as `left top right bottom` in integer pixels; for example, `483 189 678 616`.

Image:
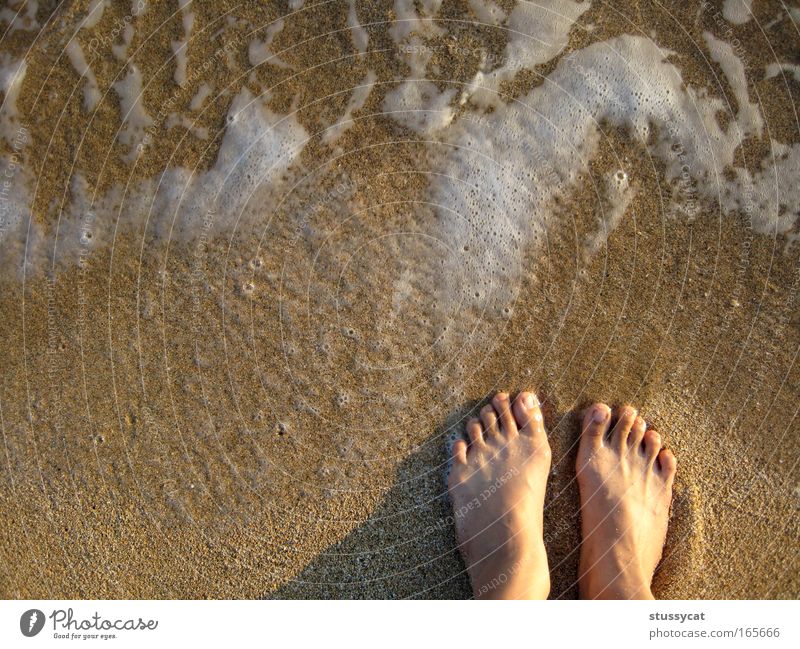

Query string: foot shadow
265 403 475 599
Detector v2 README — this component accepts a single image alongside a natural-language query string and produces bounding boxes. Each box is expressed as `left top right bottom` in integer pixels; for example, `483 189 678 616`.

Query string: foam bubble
348 0 369 53
0 53 26 145
389 0 444 44
83 0 108 29
385 6 456 136
65 40 101 112
0 0 39 33
323 70 376 144
722 0 753 25
466 0 506 25
383 78 456 134
113 64 154 162
171 0 195 87
584 170 636 258
112 22 136 61
248 18 291 68
766 62 800 84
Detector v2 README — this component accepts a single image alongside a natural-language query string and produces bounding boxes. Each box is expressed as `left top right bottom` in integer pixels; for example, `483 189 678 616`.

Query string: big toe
512 392 547 445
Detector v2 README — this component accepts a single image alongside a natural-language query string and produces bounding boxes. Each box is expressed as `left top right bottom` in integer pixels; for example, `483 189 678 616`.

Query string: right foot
576 403 677 599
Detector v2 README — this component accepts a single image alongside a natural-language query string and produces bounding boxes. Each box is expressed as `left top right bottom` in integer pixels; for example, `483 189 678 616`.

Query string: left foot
448 392 552 599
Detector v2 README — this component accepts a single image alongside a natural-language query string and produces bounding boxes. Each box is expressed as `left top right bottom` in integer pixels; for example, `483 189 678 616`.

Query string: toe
643 429 662 466
580 402 611 450
629 415 646 449
492 392 518 438
466 418 484 447
452 439 468 465
657 448 677 483
612 406 637 449
512 392 546 442
480 403 500 438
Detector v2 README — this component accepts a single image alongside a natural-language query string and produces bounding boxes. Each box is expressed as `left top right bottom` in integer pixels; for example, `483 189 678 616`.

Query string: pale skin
447 393 677 600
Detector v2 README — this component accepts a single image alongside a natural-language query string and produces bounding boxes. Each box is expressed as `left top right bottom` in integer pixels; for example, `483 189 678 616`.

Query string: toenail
524 393 537 409
592 406 608 423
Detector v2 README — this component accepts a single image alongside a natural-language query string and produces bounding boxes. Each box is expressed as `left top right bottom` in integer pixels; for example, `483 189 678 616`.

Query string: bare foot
576 403 677 599
448 392 552 599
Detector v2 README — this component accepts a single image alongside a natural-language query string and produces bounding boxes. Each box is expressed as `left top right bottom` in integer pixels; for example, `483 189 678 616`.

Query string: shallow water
0 0 798 598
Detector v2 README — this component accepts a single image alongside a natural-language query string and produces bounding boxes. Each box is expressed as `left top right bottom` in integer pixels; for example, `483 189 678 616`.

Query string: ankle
582 561 654 600
471 543 550 599
473 564 550 599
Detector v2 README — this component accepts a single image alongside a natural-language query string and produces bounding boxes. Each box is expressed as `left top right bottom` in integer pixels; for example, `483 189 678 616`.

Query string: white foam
703 31 762 138
83 0 107 29
113 64 153 162
0 0 39 33
323 70 375 144
1 86 308 279
111 23 135 61
0 52 29 272
165 112 208 140
190 82 213 111
6 22 800 309
0 55 35 281
766 62 800 83
0 54 27 145
389 0 443 44
721 140 800 239
431 34 799 314
722 0 753 24
0 56 28 270
584 171 635 257
385 4 455 135
65 40 102 112
0 150 33 276
384 78 455 134
248 19 291 68
348 0 369 53
134 87 308 243
171 0 195 87
466 0 506 25
464 0 591 109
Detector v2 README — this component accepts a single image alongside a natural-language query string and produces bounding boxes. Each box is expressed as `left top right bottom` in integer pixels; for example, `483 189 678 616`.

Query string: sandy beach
0 0 798 598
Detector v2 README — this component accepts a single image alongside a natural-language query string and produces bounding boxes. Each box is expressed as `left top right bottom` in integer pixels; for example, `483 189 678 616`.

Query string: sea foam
430 34 799 315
